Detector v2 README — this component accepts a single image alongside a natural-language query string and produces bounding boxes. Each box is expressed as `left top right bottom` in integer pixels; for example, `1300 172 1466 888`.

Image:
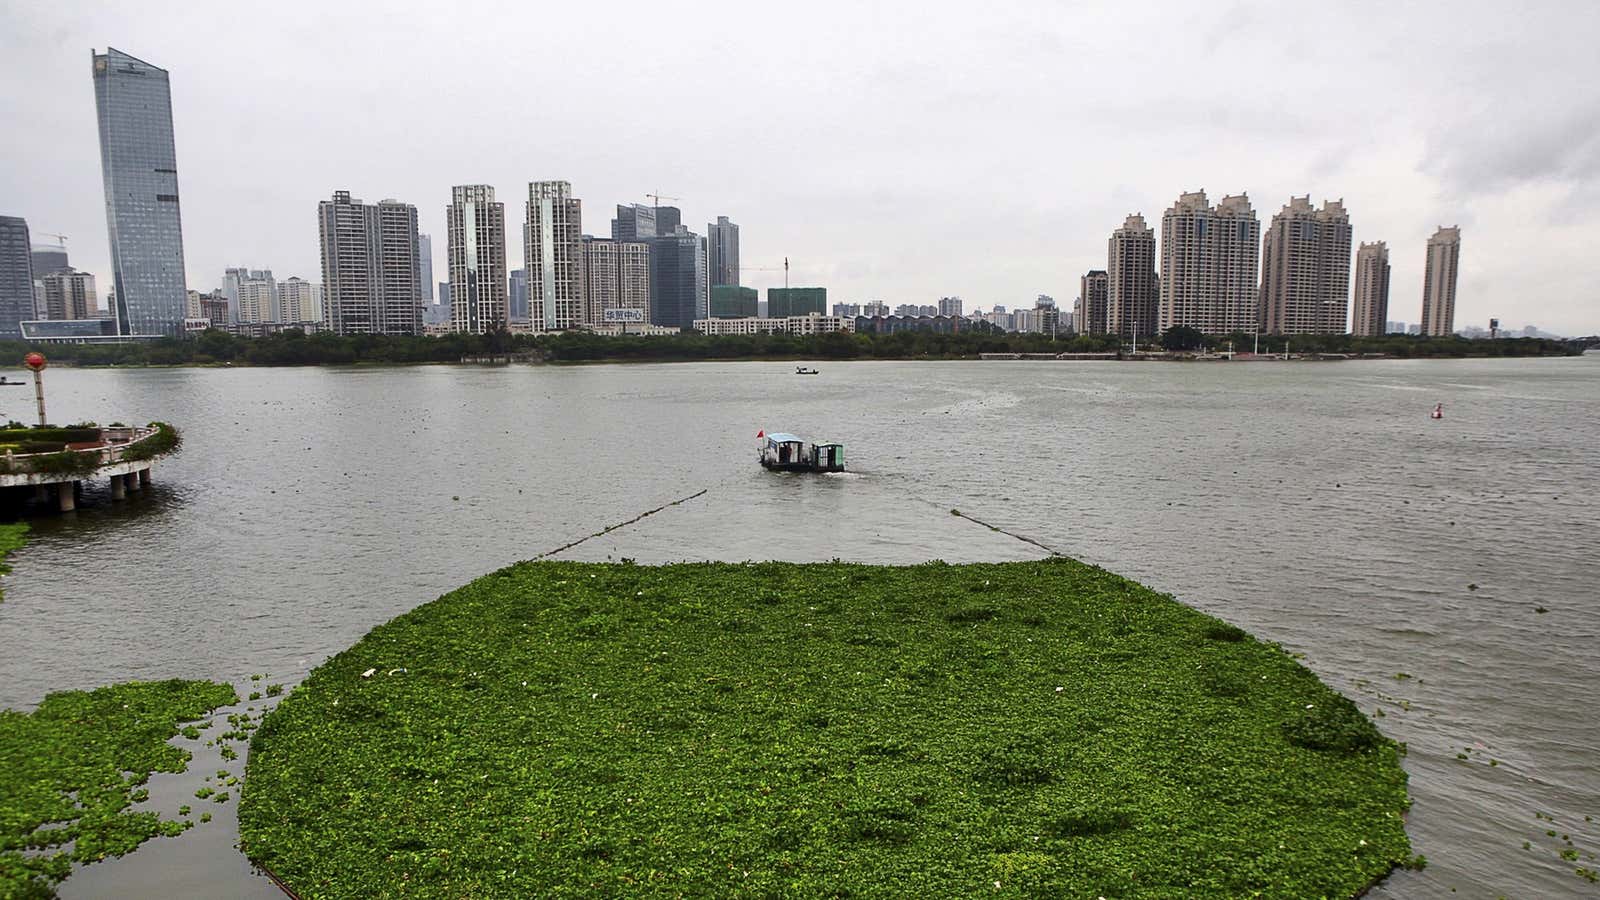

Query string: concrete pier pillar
138 468 151 487
58 482 76 512
111 474 126 500
125 472 140 493
33 484 49 503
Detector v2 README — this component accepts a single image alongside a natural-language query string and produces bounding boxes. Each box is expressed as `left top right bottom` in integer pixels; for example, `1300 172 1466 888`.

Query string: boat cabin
810 442 845 472
760 433 811 471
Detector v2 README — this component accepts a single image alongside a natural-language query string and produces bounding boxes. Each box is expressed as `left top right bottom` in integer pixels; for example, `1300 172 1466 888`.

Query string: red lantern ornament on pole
23 353 47 426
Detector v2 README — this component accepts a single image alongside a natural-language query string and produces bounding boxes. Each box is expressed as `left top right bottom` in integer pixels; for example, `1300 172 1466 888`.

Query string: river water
2 357 1596 898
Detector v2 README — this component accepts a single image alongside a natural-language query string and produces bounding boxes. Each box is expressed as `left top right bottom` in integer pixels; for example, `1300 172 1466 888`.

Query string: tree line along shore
0 329 1579 368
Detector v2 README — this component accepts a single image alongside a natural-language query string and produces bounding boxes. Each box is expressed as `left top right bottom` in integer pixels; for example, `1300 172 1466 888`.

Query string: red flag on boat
757 430 765 438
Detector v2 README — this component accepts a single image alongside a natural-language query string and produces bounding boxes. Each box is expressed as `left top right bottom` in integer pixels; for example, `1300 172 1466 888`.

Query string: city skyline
2 5 1597 334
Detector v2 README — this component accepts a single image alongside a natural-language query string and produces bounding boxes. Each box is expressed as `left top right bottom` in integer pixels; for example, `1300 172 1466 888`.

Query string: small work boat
795 366 819 375
758 431 846 473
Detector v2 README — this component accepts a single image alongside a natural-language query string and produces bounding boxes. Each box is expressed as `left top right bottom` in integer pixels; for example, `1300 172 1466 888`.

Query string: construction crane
742 258 791 289
644 191 680 207
37 232 68 248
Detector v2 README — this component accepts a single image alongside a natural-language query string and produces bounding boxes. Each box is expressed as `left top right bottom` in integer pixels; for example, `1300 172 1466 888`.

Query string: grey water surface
2 357 1596 898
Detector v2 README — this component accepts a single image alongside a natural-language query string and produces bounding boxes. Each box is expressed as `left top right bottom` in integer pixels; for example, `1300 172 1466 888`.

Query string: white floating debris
387 668 406 676
361 668 376 678
1055 686 1065 692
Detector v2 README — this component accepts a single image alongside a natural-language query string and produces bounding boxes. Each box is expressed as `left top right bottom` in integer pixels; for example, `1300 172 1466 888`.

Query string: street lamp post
23 353 47 426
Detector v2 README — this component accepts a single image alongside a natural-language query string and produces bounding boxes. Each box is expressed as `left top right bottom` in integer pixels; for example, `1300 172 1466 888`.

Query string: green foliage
117 422 181 463
0 328 1573 369
23 450 103 477
0 680 238 895
1160 324 1206 351
241 560 1412 898
0 523 26 601
0 428 100 445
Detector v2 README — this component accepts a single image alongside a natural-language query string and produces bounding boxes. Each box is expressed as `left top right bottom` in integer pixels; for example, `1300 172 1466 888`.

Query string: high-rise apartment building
1106 216 1157 339
92 48 189 336
222 267 273 323
198 291 228 326
40 269 100 320
318 191 422 335
237 273 278 323
446 185 508 334
1351 241 1391 337
0 216 33 338
1259 196 1351 335
1078 271 1110 335
938 296 964 317
581 237 650 325
1157 191 1260 335
417 234 433 302
611 204 656 241
508 269 528 321
277 276 320 323
707 216 740 287
526 181 584 331
1420 226 1461 336
1036 295 1060 336
647 227 707 330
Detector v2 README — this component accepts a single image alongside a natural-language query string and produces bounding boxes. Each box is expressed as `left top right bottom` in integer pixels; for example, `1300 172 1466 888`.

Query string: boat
758 431 846 473
795 366 819 375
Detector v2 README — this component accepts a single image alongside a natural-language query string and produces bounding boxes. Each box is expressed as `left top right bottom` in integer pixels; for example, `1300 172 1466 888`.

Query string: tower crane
37 233 68 248
644 191 680 207
742 258 791 289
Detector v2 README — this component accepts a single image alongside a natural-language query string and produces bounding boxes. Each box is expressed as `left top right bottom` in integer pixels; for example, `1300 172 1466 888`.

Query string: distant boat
0 378 24 386
795 366 819 375
757 431 845 473
1430 402 1444 420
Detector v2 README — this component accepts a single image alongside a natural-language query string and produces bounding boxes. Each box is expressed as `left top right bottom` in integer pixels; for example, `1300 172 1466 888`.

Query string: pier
0 425 170 512
0 352 180 512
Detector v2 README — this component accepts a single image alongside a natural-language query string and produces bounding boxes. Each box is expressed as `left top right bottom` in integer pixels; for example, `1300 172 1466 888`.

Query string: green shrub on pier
241 560 1413 899
117 422 181 463
0 679 238 895
25 450 104 478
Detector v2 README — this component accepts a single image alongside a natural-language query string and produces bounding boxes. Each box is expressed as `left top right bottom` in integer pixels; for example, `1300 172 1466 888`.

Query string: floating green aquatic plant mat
0 679 238 895
242 560 1411 898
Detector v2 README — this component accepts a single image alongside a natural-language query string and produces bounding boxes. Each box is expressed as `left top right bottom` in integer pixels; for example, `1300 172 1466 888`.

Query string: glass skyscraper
0 216 34 339
93 48 188 336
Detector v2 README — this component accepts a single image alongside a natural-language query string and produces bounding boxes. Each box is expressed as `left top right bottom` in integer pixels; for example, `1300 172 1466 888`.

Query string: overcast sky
3 0 1597 333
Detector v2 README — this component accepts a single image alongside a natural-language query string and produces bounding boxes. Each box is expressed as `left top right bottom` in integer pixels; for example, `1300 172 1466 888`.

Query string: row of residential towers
317 182 737 336
1079 190 1461 340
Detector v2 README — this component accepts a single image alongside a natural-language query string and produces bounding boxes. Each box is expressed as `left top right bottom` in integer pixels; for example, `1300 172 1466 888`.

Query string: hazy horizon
3 0 1597 334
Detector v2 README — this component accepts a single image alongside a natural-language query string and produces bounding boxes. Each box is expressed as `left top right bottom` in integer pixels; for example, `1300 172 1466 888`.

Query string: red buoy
1430 402 1443 420
23 352 46 371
